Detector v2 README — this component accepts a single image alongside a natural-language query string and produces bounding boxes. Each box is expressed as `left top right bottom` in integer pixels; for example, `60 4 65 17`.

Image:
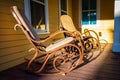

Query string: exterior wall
68 0 73 17
99 0 114 43
48 0 59 33
72 0 80 30
0 0 30 71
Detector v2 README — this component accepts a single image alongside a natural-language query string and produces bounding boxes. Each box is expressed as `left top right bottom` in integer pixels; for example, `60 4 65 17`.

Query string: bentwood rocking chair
11 6 84 75
60 15 101 55
83 28 108 50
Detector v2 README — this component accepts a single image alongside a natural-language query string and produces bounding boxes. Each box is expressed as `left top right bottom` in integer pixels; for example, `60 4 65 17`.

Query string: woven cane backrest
60 15 77 32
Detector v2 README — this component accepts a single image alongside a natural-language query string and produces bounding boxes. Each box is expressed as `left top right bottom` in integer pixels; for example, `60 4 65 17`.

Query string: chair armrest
31 30 76 43
82 29 99 40
41 30 75 43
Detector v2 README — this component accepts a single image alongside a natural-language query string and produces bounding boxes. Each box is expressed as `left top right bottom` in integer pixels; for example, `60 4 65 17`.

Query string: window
59 0 68 28
59 0 68 16
82 0 97 25
24 0 49 34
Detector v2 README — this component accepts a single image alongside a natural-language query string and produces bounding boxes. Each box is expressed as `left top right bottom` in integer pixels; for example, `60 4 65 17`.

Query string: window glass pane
61 0 67 11
90 0 96 9
30 0 46 29
82 0 97 25
82 12 89 25
90 11 96 24
82 0 89 10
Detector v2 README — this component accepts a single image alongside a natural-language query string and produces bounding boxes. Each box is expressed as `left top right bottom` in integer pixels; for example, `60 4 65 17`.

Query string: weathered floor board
0 44 120 80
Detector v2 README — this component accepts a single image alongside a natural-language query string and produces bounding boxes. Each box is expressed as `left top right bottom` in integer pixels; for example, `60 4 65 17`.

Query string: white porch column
112 0 120 52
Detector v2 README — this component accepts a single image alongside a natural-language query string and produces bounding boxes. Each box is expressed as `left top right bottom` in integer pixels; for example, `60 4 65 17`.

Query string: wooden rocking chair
83 28 108 50
10 6 84 75
60 15 101 54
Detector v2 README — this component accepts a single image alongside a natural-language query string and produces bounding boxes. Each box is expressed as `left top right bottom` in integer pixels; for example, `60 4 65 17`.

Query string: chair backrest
60 15 77 32
11 6 40 40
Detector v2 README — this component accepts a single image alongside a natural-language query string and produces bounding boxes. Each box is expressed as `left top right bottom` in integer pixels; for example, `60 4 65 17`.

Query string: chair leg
52 44 84 74
26 44 84 75
27 48 38 70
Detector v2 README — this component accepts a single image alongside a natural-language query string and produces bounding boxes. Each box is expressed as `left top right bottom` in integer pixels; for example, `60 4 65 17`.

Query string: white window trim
79 0 100 28
59 0 68 28
24 0 49 34
59 0 68 16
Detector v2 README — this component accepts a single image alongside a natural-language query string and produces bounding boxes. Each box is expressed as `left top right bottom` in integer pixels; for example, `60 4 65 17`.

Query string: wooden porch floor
0 44 120 80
